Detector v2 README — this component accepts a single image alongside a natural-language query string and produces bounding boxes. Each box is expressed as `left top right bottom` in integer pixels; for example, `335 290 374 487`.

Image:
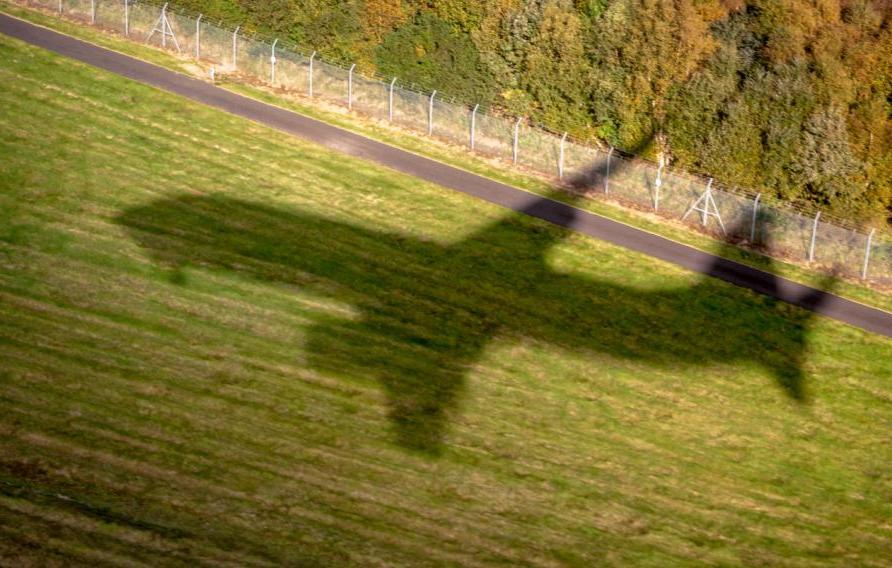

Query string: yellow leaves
537 0 586 60
755 0 847 63
360 0 407 43
694 0 733 22
815 0 842 23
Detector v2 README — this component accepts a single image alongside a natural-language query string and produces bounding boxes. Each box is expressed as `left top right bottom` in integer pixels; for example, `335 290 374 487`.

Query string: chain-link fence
18 0 892 286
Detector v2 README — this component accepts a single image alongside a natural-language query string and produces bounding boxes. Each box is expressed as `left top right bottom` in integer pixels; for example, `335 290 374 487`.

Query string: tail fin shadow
704 223 842 402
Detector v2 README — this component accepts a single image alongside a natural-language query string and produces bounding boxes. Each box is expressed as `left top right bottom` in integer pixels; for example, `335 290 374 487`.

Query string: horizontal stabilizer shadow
703 227 841 400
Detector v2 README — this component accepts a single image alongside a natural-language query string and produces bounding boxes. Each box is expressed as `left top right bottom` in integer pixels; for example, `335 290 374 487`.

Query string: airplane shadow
117 192 834 454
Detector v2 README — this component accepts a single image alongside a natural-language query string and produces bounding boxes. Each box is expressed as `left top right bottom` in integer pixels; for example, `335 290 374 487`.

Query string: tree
520 0 593 135
588 0 723 150
375 13 495 103
791 106 865 213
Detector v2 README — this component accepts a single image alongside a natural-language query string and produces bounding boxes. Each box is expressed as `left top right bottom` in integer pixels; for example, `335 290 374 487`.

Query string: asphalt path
3 12 891 338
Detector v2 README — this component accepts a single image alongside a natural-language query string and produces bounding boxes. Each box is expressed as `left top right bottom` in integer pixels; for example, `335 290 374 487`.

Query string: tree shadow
117 192 835 454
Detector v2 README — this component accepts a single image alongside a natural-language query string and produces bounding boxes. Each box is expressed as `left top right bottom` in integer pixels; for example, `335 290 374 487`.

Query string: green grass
2 34 892 566
3 0 892 315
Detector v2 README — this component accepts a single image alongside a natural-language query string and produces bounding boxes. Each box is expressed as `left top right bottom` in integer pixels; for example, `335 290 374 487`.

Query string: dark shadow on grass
117 193 834 454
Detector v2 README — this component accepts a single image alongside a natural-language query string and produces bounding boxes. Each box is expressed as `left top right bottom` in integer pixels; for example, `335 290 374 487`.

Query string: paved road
3 13 891 338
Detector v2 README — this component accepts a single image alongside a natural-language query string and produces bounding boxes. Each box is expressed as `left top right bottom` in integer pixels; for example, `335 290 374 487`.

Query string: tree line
174 0 892 224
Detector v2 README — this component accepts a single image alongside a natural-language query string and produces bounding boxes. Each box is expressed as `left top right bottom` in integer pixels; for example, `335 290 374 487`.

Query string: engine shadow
117 193 834 454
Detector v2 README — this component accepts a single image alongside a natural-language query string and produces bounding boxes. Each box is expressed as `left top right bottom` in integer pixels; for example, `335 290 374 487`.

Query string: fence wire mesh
431 98 469 148
472 112 513 162
657 170 703 219
351 75 387 118
27 0 892 285
196 18 230 66
562 141 605 184
872 244 892 284
314 60 349 103
605 155 656 207
94 0 122 29
237 36 268 79
517 127 561 176
23 0 56 10
390 87 428 132
63 0 90 20
130 2 161 44
274 49 309 93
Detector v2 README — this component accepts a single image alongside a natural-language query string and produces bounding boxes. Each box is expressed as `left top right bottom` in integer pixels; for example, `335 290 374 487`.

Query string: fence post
808 211 821 262
654 156 664 212
124 0 129 36
90 0 95 24
194 14 202 59
862 228 875 280
605 147 614 194
750 193 761 242
160 3 168 48
469 104 479 150
701 179 713 226
428 90 437 135
231 25 240 70
558 132 567 180
270 39 278 84
512 117 522 165
308 51 316 97
347 64 355 109
388 77 395 122
58 0 62 14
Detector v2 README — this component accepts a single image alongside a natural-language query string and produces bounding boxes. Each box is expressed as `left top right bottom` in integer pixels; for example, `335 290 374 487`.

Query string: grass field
4 1 892 315
1 34 892 566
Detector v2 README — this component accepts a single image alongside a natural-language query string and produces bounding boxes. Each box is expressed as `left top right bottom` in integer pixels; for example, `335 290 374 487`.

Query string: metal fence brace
146 3 181 53
682 179 725 234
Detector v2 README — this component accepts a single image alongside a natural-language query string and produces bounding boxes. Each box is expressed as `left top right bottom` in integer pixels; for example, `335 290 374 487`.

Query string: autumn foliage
174 0 892 223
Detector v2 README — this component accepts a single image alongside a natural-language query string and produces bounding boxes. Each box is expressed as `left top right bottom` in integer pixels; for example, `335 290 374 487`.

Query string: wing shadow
117 193 834 454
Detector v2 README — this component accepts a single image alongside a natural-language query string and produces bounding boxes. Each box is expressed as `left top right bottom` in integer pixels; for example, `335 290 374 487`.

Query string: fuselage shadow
117 192 830 453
